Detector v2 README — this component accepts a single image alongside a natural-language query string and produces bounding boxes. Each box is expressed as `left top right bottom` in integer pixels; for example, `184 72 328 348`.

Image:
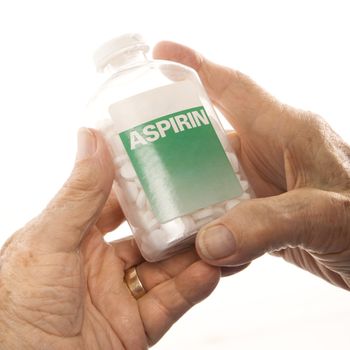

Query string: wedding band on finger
125 266 146 299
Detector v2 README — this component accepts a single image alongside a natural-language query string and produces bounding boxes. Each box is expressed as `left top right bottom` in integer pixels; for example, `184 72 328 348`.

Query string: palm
11 224 218 350
0 127 221 349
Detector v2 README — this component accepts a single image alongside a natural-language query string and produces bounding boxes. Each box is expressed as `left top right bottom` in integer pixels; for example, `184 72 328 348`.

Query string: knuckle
292 112 325 150
307 191 350 253
333 193 350 232
289 112 349 190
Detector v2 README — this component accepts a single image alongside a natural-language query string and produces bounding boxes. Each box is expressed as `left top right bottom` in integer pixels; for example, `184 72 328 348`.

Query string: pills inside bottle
87 33 254 261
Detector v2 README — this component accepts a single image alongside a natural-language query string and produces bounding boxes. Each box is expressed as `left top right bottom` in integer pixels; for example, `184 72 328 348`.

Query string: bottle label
110 82 242 223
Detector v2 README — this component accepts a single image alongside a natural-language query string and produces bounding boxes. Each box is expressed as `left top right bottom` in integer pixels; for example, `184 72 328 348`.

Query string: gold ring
125 266 146 299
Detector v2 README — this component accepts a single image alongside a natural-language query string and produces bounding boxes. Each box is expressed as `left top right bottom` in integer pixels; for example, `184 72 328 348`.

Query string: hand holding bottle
0 129 220 349
154 41 350 290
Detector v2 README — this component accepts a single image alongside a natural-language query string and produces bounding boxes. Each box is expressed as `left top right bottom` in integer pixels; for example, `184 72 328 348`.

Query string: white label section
109 81 202 133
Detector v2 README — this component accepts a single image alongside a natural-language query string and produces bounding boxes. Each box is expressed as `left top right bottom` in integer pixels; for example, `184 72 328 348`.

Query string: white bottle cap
94 33 149 72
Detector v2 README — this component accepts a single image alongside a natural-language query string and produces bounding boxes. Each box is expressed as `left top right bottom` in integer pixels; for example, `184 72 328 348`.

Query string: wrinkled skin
154 42 350 290
0 129 220 350
1 40 350 350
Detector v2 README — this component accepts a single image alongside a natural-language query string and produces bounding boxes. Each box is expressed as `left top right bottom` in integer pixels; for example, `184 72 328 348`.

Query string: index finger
153 41 284 136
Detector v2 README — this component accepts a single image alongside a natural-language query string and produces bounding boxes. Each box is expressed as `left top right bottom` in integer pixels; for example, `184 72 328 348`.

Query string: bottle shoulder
86 59 204 127
94 60 198 100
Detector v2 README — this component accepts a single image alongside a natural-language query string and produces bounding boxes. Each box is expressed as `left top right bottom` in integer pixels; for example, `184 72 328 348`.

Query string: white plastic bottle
87 33 253 262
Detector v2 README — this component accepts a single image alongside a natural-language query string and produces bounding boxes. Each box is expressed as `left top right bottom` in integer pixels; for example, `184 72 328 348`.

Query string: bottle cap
94 33 149 72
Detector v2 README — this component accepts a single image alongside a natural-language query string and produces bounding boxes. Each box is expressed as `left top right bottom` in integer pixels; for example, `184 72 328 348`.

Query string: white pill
144 196 153 211
143 229 168 251
237 192 251 201
139 242 159 261
135 178 142 189
195 216 213 229
124 180 139 202
109 134 127 156
138 211 159 231
192 208 214 221
136 190 147 208
114 154 129 167
96 119 128 157
217 200 228 208
161 217 187 235
225 199 240 211
147 218 160 232
182 215 196 233
120 162 137 180
211 206 225 218
161 216 196 237
239 180 249 191
226 152 239 172
138 210 152 224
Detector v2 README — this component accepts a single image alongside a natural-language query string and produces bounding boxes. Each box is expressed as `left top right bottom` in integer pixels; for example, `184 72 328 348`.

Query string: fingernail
197 225 236 260
76 128 96 161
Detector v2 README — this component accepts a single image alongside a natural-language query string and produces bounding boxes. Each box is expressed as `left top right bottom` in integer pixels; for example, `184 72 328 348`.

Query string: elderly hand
0 128 220 349
154 42 350 290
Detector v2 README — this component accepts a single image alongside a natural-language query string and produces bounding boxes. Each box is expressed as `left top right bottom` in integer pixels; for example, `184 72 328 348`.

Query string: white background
0 1 349 349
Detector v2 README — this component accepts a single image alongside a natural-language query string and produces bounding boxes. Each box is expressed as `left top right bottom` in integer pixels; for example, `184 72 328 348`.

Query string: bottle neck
103 50 149 75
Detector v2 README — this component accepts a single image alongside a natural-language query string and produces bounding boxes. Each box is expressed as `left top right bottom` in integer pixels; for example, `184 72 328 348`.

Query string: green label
119 106 242 223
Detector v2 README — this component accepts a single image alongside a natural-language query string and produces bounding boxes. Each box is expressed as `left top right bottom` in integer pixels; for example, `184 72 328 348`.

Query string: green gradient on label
119 106 242 223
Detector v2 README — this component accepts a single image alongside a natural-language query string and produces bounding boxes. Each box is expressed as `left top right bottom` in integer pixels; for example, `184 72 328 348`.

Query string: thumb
31 128 114 252
195 188 346 266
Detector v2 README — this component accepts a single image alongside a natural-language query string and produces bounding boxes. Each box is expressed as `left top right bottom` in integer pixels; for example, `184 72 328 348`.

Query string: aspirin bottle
88 33 253 262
